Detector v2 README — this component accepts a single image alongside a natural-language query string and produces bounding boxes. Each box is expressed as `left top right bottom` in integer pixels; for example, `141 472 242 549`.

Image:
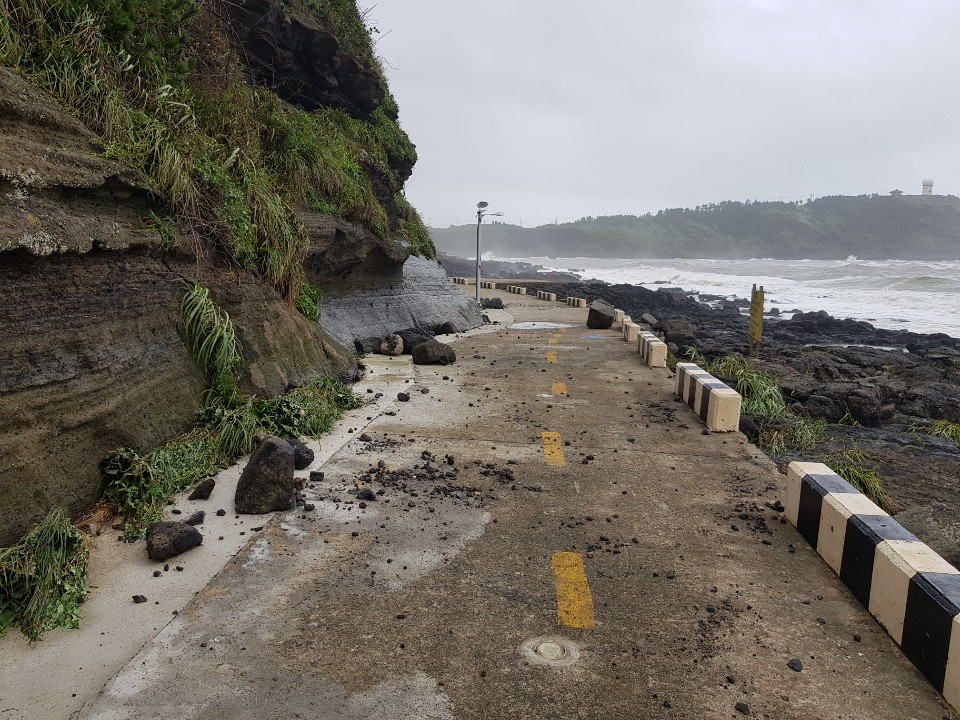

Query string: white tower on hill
922 178 934 195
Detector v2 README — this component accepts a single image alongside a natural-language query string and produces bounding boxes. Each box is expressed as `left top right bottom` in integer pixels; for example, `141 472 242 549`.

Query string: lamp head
477 201 489 209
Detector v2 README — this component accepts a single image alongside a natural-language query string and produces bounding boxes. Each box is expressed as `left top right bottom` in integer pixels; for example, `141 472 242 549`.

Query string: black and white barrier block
674 363 741 432
786 461 960 708
638 331 667 368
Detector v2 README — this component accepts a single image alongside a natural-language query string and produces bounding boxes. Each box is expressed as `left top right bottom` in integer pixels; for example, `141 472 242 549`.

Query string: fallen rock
146 521 203 560
586 299 615 329
184 511 205 526
397 392 410 402
288 439 315 470
480 297 504 310
354 336 381 354
412 339 457 365
380 333 404 356
235 436 297 514
132 595 147 604
357 488 377 501
433 321 458 335
188 477 216 501
641 312 659 326
787 658 803 672
396 327 434 353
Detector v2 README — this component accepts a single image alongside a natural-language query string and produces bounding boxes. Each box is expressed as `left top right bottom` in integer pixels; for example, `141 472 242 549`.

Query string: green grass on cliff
0 508 89 641
929 420 960 446
0 0 434 300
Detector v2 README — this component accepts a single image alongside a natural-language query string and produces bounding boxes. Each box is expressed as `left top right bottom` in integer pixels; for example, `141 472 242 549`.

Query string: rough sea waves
491 256 960 338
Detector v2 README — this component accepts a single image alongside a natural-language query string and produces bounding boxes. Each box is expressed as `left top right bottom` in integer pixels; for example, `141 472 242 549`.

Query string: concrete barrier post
785 461 960 708
576 298 587 308
624 322 640 343
674 363 740 432
638 331 668 368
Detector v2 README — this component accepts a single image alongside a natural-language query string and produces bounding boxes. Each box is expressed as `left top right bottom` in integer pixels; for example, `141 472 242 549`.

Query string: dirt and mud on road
4 291 956 720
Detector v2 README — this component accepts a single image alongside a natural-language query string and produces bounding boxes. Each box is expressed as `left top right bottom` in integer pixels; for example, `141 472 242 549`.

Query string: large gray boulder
146 521 203 560
396 327 434 353
235 436 297 514
380 333 404 356
412 340 457 365
586 299 615 329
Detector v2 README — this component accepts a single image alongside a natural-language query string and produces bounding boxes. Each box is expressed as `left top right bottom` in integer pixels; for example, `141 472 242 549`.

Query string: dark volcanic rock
480 297 504 310
412 340 457 365
586 299 615 329
433 321 458 335
395 327 434 353
288 439 315 470
223 0 384 118
188 477 216 501
354 336 380 354
184 511 205 526
146 521 202 560
235 436 297 514
380 333 404 356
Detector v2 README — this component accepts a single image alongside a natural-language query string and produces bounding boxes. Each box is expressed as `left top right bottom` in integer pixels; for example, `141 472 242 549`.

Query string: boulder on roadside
412 339 457 365
641 312 659 326
433 321 458 335
380 333 404 356
354 336 381 354
188 477 215 501
396 327 434 353
235 436 297 514
586 299 615 329
288 438 314 470
146 521 202 560
480 297 504 310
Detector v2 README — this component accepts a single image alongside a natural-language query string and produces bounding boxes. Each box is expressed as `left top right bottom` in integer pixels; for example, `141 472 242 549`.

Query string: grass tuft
826 449 892 512
929 420 960 446
0 508 90 641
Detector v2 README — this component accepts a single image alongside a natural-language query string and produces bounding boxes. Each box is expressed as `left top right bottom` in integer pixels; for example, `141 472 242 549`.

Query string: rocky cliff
0 0 478 545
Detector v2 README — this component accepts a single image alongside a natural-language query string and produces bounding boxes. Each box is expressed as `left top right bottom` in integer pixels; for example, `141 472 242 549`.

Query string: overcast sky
371 1 960 228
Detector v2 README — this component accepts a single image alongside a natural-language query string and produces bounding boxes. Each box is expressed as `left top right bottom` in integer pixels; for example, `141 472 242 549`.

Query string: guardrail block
623 322 640 343
638 331 667 368
785 461 960 706
674 363 741 432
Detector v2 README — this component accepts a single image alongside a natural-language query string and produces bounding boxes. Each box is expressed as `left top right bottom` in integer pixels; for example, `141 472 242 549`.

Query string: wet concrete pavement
72 291 957 719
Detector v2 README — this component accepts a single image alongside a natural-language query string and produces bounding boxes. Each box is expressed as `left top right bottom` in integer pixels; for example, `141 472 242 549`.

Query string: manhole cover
520 636 580 667
509 322 574 330
534 641 567 660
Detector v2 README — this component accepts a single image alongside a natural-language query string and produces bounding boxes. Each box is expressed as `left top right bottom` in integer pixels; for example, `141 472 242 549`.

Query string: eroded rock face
320 256 484 348
223 0 384 117
0 66 156 256
235 436 297 514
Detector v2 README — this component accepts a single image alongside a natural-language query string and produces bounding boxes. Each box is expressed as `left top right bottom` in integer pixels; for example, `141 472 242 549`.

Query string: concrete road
77 292 955 719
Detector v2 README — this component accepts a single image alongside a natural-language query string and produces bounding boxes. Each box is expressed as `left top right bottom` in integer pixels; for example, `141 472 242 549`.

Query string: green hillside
431 195 960 260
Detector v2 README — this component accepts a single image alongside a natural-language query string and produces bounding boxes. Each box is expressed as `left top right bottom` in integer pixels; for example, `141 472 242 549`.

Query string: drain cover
520 636 580 667
534 641 567 660
509 322 574 330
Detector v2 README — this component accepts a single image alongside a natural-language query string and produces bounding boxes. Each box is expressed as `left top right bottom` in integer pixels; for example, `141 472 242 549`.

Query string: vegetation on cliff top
430 195 960 260
0 0 434 306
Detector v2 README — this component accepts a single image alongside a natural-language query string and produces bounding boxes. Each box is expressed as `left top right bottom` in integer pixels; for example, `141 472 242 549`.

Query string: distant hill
430 195 960 260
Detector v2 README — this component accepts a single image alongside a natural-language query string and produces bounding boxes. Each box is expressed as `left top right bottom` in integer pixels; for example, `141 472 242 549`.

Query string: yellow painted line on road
546 350 558 364
552 552 596 629
547 335 560 345
541 431 565 466
552 382 568 396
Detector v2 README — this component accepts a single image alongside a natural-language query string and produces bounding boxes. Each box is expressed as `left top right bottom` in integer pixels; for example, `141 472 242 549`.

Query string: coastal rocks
355 336 380 354
433 321 458 335
235 436 297 514
146 521 203 561
412 340 457 365
288 439 315 470
380 333 404 356
480 298 504 310
586 299 615 329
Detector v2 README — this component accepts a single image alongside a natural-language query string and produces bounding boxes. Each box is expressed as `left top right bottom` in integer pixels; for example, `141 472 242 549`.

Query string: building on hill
923 178 934 195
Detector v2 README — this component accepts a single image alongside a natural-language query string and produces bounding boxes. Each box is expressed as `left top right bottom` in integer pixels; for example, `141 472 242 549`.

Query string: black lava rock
146 521 203 561
188 477 216 501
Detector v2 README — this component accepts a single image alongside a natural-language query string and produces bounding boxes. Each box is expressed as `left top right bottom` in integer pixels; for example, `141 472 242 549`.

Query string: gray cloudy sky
371 1 960 228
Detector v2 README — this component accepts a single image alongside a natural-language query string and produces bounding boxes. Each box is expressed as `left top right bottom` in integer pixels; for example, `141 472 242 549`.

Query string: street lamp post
475 202 504 303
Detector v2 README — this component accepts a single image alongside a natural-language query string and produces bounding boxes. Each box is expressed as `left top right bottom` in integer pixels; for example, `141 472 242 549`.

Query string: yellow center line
551 381 568 396
552 552 596 629
546 350 558 364
541 431 565 466
547 336 560 345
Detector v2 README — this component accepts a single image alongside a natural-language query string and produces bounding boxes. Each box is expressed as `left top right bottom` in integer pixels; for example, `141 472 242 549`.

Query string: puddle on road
509 322 574 330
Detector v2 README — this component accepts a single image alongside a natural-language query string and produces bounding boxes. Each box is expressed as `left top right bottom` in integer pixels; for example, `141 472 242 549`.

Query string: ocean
489 256 960 338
